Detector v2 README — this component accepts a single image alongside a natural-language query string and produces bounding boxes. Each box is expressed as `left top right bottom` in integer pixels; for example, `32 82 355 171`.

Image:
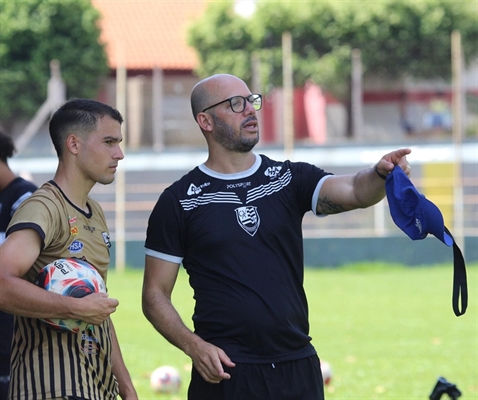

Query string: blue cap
385 166 467 317
385 166 453 247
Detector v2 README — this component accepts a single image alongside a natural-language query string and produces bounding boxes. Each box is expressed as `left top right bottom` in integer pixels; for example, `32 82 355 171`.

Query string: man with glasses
142 73 411 399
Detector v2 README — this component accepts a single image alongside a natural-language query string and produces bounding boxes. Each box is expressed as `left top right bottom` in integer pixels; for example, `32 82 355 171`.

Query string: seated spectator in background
423 91 452 133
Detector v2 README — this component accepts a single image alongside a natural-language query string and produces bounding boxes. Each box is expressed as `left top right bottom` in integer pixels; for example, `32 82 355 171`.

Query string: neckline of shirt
198 154 262 180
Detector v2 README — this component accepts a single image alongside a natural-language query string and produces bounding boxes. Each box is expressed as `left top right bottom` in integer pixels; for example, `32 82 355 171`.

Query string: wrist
374 164 388 180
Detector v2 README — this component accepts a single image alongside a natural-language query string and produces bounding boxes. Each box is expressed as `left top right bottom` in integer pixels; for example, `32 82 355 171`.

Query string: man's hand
376 148 412 179
72 292 119 325
188 339 236 383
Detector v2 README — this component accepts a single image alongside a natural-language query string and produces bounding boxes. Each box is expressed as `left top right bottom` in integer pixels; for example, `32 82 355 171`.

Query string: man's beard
211 113 259 153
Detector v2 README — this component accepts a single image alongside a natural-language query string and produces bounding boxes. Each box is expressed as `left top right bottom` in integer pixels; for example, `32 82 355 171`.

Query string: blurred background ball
320 360 333 386
34 257 106 333
150 365 181 394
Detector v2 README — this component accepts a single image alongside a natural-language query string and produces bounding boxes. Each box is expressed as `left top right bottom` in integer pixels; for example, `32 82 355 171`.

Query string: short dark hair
0 130 15 163
49 98 123 158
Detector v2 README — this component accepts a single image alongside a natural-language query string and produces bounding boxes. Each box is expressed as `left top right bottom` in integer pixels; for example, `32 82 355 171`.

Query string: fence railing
11 142 477 243
86 144 477 243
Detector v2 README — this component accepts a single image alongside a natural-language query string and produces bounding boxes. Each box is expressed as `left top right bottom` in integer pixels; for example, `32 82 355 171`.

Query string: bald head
190 74 250 120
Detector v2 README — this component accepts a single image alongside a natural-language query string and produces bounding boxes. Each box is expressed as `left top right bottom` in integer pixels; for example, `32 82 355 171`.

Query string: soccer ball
34 258 106 333
320 360 332 386
150 365 181 394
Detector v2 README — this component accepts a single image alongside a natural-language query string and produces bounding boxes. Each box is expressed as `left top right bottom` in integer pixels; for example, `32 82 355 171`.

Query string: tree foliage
0 0 108 128
188 0 478 100
188 1 256 80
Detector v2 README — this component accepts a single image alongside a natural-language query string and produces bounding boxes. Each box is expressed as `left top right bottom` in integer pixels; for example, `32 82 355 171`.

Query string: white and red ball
150 365 181 394
320 360 333 386
34 258 106 333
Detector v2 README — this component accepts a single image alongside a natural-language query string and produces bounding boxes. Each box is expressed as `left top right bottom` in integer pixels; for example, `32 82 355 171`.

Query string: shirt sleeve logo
102 231 111 248
235 206 260 236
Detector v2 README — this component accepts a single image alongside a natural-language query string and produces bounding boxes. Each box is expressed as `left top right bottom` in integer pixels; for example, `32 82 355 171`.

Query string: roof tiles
92 0 207 70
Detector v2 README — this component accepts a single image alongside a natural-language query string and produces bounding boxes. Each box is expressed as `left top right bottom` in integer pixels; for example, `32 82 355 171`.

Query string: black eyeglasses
202 94 262 113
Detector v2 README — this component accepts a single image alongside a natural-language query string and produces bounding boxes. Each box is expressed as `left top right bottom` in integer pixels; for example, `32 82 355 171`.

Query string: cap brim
419 195 453 246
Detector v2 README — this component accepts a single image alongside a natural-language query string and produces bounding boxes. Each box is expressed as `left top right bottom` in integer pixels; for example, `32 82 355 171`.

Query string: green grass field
108 263 477 399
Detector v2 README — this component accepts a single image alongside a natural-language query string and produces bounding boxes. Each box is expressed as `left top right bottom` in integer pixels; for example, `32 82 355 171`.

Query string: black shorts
188 354 324 400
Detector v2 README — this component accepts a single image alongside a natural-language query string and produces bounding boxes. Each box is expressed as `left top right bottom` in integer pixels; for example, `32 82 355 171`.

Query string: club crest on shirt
235 206 260 236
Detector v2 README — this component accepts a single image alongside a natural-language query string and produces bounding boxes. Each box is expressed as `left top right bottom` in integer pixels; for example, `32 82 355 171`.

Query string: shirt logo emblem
81 332 99 354
187 183 201 195
235 206 260 236
68 240 84 254
102 232 111 248
226 182 251 189
187 182 211 196
83 225 96 233
265 166 282 179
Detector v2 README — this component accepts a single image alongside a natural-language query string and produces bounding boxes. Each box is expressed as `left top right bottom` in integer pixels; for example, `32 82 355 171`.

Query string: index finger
392 148 411 160
382 148 411 171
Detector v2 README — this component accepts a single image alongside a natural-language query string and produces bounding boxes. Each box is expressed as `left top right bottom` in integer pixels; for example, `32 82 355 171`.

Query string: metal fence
13 142 477 244
85 142 477 241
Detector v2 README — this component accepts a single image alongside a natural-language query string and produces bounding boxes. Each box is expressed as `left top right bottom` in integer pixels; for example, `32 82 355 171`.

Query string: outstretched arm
142 256 235 383
316 148 411 214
